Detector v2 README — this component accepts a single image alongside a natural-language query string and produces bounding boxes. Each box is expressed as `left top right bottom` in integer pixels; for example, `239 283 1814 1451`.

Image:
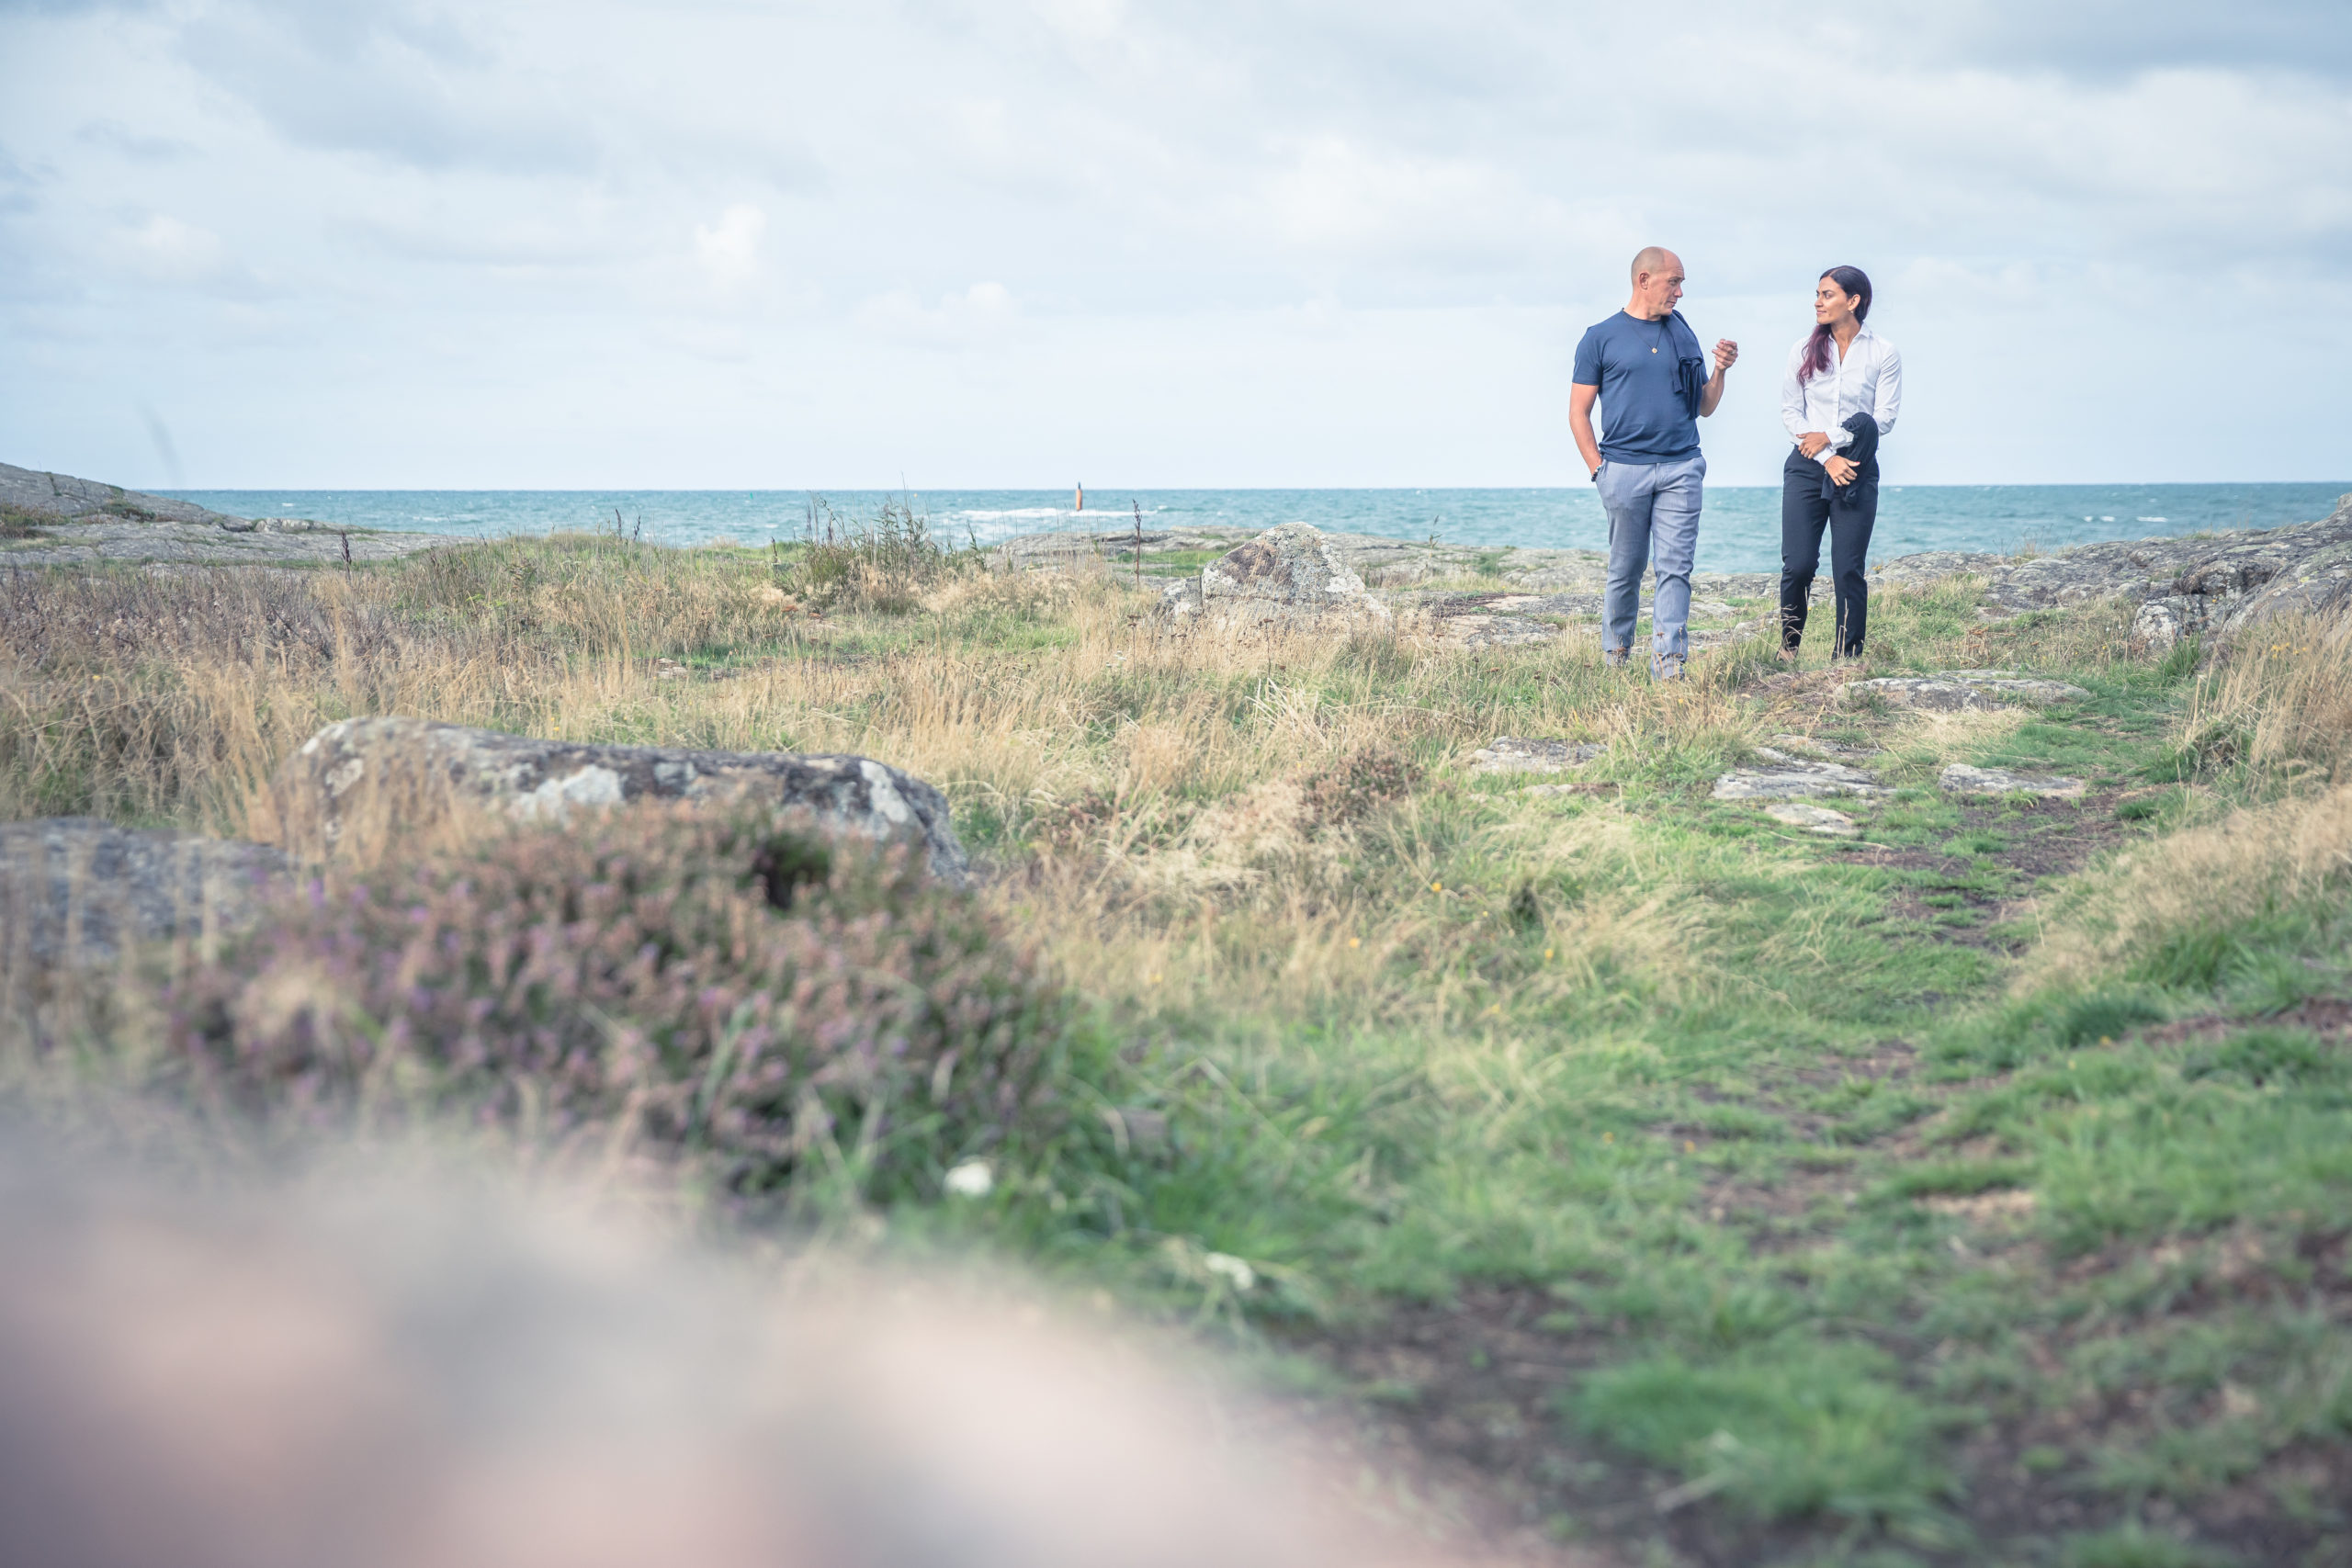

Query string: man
1569 247 1738 680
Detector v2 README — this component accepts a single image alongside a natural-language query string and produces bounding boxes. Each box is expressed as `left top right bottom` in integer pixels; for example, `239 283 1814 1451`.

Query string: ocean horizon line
158 480 2352 578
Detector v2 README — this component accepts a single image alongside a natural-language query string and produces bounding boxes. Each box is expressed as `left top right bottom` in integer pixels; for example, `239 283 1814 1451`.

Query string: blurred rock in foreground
0 1134 1510 1568
0 818 290 970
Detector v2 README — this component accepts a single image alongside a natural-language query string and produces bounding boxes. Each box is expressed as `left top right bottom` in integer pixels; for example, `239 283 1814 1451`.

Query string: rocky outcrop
0 818 291 968
1874 494 2352 648
1016 494 2352 652
2 460 250 528
273 718 968 885
1157 523 1394 633
2 459 465 565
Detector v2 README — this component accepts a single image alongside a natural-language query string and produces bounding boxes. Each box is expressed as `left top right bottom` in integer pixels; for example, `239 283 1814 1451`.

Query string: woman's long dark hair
1798 265 1872 384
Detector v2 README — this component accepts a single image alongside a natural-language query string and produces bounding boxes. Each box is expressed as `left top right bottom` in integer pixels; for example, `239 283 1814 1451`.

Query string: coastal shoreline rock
3 460 251 530
273 718 969 886
1871 494 2352 647
2 459 466 565
1020 492 2352 652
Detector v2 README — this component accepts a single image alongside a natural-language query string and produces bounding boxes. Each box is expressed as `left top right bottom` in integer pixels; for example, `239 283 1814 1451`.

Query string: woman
1779 265 1901 660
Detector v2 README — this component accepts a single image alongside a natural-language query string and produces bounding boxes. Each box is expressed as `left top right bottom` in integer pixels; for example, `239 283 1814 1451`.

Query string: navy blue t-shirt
1572 310 1710 463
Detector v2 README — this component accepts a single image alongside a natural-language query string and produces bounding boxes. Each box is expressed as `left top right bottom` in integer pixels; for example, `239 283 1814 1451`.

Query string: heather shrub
1300 745 1423 829
156 807 1073 1202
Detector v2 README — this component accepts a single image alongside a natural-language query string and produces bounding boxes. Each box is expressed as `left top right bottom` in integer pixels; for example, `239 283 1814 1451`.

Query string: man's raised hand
1713 339 1739 373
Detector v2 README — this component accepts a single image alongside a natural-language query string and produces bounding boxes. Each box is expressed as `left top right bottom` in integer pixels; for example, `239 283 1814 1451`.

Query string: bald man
1569 246 1737 680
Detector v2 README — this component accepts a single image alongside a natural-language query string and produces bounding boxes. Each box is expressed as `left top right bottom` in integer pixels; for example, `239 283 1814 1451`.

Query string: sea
164 483 2350 577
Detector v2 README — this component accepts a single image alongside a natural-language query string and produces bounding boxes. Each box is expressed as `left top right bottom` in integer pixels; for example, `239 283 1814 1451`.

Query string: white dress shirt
1781 323 1901 465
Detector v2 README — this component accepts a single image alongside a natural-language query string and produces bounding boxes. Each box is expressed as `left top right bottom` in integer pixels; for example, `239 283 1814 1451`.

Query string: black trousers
1779 447 1879 655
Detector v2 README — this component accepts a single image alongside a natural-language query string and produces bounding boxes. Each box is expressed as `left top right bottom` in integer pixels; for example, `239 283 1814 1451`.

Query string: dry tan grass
2184 607 2352 785
0 539 1970 1052
2023 782 2352 991
2022 604 2352 990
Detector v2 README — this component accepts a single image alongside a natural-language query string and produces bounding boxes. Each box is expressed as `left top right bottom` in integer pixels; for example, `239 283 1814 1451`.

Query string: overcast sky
4 0 2348 489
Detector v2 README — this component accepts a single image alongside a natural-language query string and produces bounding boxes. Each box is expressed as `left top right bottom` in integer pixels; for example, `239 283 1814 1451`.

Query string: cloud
174 0 602 175
1 0 2348 486
692 204 765 290
75 118 192 160
1915 0 2352 78
124 214 232 282
854 282 1019 349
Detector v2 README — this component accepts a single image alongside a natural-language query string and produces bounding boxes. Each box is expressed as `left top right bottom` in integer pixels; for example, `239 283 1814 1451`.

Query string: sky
2 0 2348 490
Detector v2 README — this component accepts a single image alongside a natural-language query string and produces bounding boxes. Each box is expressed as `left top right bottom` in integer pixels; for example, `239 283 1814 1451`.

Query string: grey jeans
1598 452 1705 666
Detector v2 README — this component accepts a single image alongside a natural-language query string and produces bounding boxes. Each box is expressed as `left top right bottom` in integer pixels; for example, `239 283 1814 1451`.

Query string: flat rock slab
1770 733 1878 759
1713 751 1888 800
1939 763 2086 799
1521 782 1616 798
1839 674 2090 711
274 717 968 885
1471 738 1607 774
1428 613 1559 649
1761 801 1860 837
0 818 291 968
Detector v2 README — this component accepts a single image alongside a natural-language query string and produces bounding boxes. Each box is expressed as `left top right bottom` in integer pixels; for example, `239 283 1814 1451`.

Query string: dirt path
1277 769 2188 1567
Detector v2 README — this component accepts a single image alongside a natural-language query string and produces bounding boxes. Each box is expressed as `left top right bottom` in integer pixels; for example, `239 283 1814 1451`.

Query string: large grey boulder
273 718 969 885
0 818 291 969
1158 523 1394 633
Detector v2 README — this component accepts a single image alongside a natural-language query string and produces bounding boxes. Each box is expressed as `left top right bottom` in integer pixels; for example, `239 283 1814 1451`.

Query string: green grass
10 535 2350 1567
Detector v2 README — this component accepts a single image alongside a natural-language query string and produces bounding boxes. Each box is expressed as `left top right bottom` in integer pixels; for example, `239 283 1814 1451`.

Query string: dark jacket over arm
1821 411 1880 509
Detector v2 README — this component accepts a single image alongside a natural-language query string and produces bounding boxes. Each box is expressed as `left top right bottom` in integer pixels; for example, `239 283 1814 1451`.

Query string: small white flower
943 1160 994 1199
1203 1252 1256 1292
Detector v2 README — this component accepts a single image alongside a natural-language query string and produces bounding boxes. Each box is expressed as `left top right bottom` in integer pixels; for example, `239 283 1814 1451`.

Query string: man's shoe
1602 648 1630 670
1654 654 1686 682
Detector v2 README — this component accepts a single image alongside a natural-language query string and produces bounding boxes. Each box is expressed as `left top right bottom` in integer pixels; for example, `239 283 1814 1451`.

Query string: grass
4 523 2350 1566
